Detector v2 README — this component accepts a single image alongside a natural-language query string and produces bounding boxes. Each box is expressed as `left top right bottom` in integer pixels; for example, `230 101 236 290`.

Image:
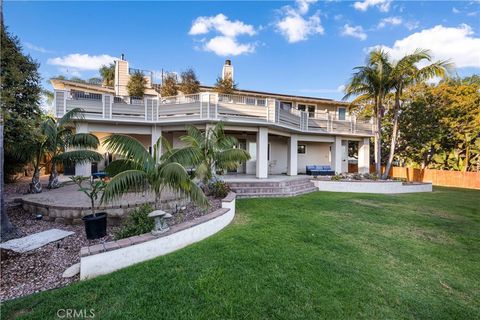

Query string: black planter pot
82 212 107 240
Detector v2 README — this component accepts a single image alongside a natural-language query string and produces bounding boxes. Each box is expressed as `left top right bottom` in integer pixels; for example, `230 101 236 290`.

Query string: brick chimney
222 59 234 82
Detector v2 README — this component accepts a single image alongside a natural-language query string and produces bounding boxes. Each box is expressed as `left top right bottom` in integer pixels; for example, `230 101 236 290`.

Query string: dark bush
209 180 231 198
114 204 155 240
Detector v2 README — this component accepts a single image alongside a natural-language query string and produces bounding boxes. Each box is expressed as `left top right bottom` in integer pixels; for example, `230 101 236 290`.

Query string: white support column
256 127 268 179
331 136 343 174
287 134 298 176
151 126 162 160
75 123 92 177
358 137 370 174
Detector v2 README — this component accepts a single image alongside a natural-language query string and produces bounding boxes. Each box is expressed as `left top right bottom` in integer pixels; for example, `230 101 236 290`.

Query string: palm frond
105 159 140 176
68 133 100 149
58 108 85 127
103 134 152 167
55 150 103 166
101 170 148 204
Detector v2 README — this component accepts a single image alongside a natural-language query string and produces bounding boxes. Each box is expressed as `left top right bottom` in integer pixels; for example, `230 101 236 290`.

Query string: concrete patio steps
227 177 317 198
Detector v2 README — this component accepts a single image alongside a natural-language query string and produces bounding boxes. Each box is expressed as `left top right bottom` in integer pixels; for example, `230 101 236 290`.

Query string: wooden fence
369 165 480 189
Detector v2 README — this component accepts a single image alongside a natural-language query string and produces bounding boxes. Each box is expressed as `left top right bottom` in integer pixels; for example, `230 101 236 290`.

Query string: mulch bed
1 180 222 302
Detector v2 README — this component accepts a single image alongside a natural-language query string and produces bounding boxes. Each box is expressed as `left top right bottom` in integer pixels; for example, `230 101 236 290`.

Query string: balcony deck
55 91 373 136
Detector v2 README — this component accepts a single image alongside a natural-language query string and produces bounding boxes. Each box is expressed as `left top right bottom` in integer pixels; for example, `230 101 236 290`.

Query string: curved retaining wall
312 180 432 194
80 192 236 280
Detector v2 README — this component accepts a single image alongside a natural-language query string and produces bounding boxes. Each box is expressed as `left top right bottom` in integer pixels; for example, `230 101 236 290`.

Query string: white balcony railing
56 90 373 135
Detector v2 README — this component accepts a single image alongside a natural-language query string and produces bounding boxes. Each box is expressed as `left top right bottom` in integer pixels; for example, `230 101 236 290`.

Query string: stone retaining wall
79 192 236 280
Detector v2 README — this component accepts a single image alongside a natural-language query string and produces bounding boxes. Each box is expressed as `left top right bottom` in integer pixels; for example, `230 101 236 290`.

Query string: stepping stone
0 229 74 253
62 263 80 278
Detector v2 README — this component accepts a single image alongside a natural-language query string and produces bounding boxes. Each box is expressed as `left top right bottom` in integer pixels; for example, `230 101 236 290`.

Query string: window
298 144 306 154
281 101 292 111
338 107 346 120
298 104 315 117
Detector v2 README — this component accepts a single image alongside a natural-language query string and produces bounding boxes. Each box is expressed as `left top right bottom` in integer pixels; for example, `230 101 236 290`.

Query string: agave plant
164 122 250 191
101 134 207 209
44 108 103 189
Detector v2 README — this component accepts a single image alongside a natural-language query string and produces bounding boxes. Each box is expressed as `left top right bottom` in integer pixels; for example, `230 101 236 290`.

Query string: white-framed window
338 107 347 120
298 104 316 118
298 144 306 154
248 142 257 160
280 101 292 111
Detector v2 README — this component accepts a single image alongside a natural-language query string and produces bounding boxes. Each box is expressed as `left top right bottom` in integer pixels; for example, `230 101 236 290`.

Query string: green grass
2 187 479 319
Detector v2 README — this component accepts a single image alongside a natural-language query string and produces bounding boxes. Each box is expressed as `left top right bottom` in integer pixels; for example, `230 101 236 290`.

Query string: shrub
127 71 147 98
331 174 343 181
209 180 231 198
114 204 154 240
352 173 363 180
363 173 379 181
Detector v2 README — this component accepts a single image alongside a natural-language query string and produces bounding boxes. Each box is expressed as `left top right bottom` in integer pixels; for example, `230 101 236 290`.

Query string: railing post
215 93 218 119
144 97 148 121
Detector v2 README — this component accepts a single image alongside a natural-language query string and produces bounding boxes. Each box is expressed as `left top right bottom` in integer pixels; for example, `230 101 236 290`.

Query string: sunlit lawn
2 187 479 319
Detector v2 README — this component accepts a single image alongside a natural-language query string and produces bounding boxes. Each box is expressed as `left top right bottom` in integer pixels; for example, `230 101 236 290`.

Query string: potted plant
71 176 108 239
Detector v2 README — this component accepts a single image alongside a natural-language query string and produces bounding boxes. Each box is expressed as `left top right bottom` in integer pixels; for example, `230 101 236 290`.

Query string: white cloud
204 36 255 56
354 0 391 12
276 0 324 43
369 24 480 68
189 14 256 37
24 42 52 53
378 16 402 28
405 20 420 31
452 7 461 14
188 14 257 56
341 24 367 41
48 54 116 70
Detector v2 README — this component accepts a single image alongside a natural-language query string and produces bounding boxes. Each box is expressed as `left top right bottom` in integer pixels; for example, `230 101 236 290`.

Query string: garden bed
1 182 223 302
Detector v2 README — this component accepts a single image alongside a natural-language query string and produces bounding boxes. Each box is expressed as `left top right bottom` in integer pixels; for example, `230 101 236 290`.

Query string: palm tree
344 49 392 177
44 108 103 189
99 63 115 86
101 134 207 209
382 49 453 179
165 122 250 190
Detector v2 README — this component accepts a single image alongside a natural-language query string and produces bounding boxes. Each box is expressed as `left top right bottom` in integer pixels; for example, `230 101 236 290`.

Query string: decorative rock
62 263 80 278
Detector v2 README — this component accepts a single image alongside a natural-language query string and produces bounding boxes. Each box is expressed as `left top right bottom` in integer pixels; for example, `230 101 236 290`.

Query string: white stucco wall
80 197 236 280
312 180 432 193
297 142 331 173
269 136 288 174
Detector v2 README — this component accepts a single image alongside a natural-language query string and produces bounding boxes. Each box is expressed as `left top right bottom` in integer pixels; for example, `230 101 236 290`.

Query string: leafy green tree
160 73 178 97
43 108 103 189
1 22 42 177
382 49 452 178
127 70 147 98
102 134 207 209
165 122 250 190
99 63 115 86
213 76 237 94
179 68 200 94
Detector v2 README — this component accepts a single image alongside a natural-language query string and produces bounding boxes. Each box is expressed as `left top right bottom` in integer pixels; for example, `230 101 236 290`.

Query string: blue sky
4 0 480 100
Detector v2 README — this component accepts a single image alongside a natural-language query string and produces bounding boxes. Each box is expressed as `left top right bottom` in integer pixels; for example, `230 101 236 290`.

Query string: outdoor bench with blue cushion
306 165 335 176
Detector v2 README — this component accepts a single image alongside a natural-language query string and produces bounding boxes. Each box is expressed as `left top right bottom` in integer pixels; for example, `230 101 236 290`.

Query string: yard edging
311 180 432 193
79 192 236 280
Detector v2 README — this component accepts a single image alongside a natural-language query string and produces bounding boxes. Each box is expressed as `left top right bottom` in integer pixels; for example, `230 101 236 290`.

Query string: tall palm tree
102 134 207 209
382 49 453 179
44 108 103 189
165 122 250 189
344 49 392 176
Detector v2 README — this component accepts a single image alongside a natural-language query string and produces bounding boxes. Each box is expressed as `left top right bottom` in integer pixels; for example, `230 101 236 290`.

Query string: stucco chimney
222 59 234 81
114 58 129 96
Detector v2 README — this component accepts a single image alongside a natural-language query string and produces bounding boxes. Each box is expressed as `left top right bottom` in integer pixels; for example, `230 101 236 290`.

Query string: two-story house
51 56 372 179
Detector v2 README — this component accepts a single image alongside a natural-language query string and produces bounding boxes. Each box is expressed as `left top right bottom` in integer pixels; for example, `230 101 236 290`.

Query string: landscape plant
101 134 207 209
127 70 147 98
160 73 178 96
213 76 237 94
179 68 200 94
99 63 115 86
165 122 250 192
114 204 155 240
70 176 107 217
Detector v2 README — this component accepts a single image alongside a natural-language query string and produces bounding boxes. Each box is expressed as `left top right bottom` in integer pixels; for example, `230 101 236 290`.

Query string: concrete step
230 182 315 194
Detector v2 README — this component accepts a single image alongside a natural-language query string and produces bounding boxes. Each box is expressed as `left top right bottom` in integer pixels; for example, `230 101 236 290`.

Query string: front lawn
2 187 479 319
